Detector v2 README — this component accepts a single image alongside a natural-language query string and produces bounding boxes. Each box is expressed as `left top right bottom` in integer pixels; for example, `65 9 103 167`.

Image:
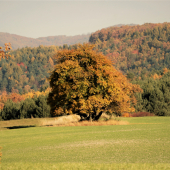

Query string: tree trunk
78 110 103 122
94 111 103 121
90 115 92 122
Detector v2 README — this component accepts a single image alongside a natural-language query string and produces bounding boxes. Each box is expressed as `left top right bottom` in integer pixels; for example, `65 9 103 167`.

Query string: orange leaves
0 43 11 60
152 73 162 80
163 68 169 74
54 107 64 116
122 113 131 117
150 68 169 80
0 91 24 110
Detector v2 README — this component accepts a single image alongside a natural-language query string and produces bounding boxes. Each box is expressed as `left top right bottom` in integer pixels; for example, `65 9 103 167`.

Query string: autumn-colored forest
90 22 170 77
1 22 170 120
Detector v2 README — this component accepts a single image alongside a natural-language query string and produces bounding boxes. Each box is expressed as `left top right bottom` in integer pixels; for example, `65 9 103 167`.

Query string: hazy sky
1 1 170 38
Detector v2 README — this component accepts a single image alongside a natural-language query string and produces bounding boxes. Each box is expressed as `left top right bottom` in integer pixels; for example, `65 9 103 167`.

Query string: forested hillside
89 22 170 78
0 45 55 93
1 22 170 119
0 44 81 94
0 33 90 49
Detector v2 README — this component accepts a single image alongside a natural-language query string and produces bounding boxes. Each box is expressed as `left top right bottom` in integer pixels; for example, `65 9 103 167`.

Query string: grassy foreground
0 117 170 169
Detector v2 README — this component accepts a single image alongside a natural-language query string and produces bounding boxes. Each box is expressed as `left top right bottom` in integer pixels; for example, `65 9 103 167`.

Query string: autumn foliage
47 44 142 120
0 43 11 60
89 22 170 78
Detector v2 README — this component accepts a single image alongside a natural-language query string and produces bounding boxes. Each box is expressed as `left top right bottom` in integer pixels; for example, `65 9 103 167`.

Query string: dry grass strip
40 113 129 127
41 119 129 127
40 114 81 126
0 114 128 130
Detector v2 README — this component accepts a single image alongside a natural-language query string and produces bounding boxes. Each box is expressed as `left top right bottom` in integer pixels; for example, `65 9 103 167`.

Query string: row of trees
0 94 50 120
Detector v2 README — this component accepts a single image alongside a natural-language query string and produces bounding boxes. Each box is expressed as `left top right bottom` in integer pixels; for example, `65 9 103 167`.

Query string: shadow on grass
6 125 36 129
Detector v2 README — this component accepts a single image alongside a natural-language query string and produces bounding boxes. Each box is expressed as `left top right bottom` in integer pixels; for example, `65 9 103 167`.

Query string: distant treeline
0 94 50 120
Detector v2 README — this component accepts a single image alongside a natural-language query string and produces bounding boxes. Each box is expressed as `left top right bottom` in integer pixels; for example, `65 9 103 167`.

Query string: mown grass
1 162 170 170
0 117 170 169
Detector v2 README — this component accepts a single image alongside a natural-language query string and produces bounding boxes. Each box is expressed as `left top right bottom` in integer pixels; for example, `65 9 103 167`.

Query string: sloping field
0 117 170 170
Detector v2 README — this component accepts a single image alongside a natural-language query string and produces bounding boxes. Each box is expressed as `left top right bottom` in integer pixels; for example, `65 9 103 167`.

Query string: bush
20 96 50 119
0 99 20 120
122 113 132 117
19 98 36 119
34 95 50 118
131 112 155 117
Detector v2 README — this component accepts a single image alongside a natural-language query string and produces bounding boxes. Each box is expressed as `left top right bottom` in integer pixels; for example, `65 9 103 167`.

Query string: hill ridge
0 32 91 49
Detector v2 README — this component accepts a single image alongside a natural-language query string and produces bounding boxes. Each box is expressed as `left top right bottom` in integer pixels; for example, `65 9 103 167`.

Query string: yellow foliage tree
48 44 142 121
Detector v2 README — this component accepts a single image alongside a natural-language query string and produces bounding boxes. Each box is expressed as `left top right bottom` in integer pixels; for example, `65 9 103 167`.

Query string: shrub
19 98 36 119
34 95 50 118
122 113 132 117
131 112 155 117
0 99 20 120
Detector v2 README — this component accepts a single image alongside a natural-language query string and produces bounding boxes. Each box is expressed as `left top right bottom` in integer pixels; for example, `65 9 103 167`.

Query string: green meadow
0 117 170 170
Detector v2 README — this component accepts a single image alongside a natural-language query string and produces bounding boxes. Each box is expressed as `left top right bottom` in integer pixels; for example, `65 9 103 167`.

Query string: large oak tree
47 44 141 121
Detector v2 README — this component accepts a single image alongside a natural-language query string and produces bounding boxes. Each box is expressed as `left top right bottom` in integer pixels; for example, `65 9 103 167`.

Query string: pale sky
0 0 170 38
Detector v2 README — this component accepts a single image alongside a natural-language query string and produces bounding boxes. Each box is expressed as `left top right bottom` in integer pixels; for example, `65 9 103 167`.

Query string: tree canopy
47 44 141 120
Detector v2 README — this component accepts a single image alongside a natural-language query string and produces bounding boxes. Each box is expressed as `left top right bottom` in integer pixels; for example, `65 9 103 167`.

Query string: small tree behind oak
0 43 11 60
47 44 142 121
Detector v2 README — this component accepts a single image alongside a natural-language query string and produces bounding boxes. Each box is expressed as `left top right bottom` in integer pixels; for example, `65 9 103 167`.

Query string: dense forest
0 44 82 94
0 45 55 93
1 22 170 120
89 22 170 78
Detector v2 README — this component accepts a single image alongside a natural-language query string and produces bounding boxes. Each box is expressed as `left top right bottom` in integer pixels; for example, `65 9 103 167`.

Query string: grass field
0 117 170 169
